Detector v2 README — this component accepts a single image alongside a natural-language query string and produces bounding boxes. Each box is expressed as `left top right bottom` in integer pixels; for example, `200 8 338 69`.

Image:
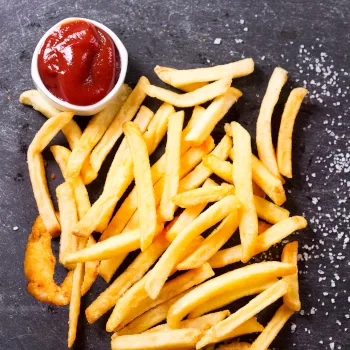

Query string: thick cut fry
167 262 296 327
281 241 301 311
28 111 74 235
254 196 290 224
277 87 308 178
90 77 150 172
66 85 131 177
147 310 230 333
85 234 170 324
111 328 203 350
188 278 277 319
145 195 240 300
185 88 242 146
232 122 258 262
56 182 79 269
177 211 240 270
154 59 254 87
173 184 235 208
217 342 251 350
250 304 294 350
160 111 184 221
107 264 214 332
68 261 84 348
196 279 289 348
65 230 140 263
209 216 307 268
123 122 158 251
144 77 232 107
256 67 288 179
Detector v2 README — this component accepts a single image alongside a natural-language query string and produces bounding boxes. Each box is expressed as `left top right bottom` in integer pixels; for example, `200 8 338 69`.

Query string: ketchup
38 20 121 106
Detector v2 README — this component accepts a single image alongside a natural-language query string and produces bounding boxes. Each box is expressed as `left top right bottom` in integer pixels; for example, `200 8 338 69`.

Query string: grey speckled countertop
0 0 349 349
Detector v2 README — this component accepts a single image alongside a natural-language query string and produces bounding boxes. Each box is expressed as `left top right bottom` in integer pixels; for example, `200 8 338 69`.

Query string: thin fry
28 111 74 235
145 195 241 300
254 196 290 224
167 262 296 327
154 58 254 87
224 317 264 340
256 67 288 179
250 304 294 350
160 111 184 221
281 241 301 311
232 122 258 262
144 77 232 107
277 87 308 178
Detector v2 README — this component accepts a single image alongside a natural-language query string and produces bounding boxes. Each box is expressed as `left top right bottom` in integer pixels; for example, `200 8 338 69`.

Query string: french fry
188 278 277 319
154 58 254 87
90 77 150 173
277 87 308 178
66 85 131 177
65 230 141 263
147 310 230 333
145 195 241 300
107 263 214 332
144 77 232 107
123 122 158 251
56 182 79 269
185 88 242 146
258 221 272 234
177 210 240 270
27 111 74 235
209 216 307 268
224 317 264 340
167 261 296 327
50 145 91 220
256 67 288 179
281 241 301 311
231 122 258 262
250 304 294 350
254 196 290 224
196 279 289 348
173 184 235 208
217 342 251 350
111 328 203 350
20 90 97 184
203 155 233 183
160 111 184 221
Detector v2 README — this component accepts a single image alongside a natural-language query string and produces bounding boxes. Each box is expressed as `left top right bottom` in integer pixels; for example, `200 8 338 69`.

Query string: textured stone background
0 0 349 349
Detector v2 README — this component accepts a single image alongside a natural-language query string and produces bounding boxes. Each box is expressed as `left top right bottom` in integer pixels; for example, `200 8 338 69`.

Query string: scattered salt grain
214 38 222 45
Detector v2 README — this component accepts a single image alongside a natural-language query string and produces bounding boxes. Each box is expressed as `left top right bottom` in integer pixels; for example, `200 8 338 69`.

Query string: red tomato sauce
38 20 121 106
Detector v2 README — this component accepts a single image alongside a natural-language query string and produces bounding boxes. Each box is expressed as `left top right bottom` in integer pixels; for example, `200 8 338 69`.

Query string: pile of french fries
21 57 309 349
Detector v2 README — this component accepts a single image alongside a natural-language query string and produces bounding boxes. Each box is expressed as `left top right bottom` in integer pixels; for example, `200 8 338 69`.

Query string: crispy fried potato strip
217 342 251 350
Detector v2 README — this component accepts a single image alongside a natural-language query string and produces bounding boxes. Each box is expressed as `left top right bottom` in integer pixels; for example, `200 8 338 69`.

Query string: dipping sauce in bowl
37 19 121 106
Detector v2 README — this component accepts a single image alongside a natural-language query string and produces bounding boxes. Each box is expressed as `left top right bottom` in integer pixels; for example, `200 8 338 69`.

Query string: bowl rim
31 17 128 113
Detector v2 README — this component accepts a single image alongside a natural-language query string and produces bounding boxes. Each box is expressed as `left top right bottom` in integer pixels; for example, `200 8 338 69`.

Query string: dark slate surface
0 0 349 349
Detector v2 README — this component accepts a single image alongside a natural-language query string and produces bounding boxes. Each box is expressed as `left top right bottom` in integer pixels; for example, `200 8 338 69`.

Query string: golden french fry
28 111 74 235
90 77 150 173
185 88 242 146
231 122 258 262
107 263 214 332
254 196 290 224
217 342 251 350
203 155 232 183
85 233 170 324
224 317 264 340
188 278 277 319
50 145 91 220
111 328 203 350
66 85 131 178
281 241 301 311
68 261 84 348
167 261 296 328
160 111 184 221
196 279 289 348
209 216 307 268
145 195 241 300
250 304 294 350
177 210 239 270
148 310 230 333
144 77 232 108
123 122 158 251
277 88 308 178
154 59 254 87
65 230 141 263
256 67 288 179
178 82 208 92
258 221 272 234
173 184 235 208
